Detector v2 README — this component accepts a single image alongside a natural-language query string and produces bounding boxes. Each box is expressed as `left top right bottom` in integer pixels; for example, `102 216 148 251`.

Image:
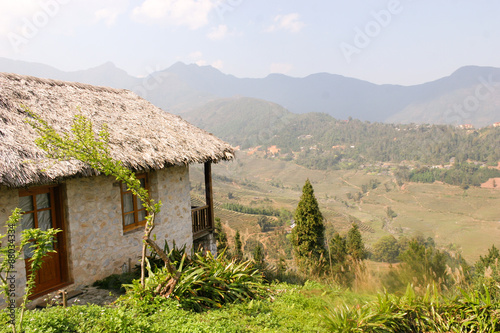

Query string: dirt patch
480 177 500 189
267 145 280 155
247 146 262 156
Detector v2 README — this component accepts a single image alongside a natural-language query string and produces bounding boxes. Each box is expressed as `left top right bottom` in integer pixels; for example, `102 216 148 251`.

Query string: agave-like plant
121 245 267 312
172 251 267 312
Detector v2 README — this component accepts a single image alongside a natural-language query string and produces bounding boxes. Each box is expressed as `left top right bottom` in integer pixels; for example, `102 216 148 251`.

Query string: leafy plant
118 243 267 312
173 251 266 311
0 208 61 333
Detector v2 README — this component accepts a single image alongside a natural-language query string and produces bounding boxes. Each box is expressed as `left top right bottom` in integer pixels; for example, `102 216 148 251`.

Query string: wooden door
19 185 68 297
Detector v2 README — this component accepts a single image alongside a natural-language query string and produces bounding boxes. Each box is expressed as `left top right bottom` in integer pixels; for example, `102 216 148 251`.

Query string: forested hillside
183 97 293 147
184 98 500 169
271 116 500 169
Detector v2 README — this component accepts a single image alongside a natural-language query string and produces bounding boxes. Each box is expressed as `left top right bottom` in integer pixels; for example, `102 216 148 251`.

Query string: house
0 73 234 304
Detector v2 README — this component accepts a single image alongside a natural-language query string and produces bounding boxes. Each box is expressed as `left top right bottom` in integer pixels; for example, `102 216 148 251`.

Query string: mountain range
1 57 499 127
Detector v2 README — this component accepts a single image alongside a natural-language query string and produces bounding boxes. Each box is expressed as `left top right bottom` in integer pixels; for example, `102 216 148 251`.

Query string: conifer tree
328 232 353 286
215 218 228 255
253 244 265 269
234 230 243 261
292 179 326 266
346 224 367 261
329 232 347 265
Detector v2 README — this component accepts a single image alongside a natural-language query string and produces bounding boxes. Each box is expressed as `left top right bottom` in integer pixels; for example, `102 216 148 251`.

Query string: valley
191 152 500 265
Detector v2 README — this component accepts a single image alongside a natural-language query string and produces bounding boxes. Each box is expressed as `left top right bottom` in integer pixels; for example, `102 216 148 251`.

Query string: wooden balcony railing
191 162 214 241
192 205 212 239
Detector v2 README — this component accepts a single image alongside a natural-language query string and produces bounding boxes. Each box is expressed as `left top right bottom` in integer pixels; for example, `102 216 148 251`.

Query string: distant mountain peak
169 61 188 69
449 65 500 79
168 61 224 75
92 61 118 70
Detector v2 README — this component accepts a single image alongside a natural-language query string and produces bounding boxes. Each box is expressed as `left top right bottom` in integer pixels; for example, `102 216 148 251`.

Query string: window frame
120 173 150 232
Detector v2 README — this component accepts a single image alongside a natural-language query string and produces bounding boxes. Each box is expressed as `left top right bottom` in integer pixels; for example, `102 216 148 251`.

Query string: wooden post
204 161 214 229
60 290 67 307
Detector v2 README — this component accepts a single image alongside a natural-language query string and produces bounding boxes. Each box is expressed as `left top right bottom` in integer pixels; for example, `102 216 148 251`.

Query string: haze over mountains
1 57 499 128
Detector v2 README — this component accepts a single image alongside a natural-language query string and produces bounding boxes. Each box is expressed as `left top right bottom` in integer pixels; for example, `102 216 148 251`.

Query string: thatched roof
0 72 234 188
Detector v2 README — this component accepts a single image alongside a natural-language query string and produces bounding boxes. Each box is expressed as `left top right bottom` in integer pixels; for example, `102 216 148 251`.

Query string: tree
234 230 243 261
328 232 353 286
214 218 228 255
253 244 265 269
386 207 397 219
257 216 272 232
346 224 367 261
396 239 448 289
474 245 500 300
372 235 400 263
329 233 347 265
476 245 500 273
292 179 326 268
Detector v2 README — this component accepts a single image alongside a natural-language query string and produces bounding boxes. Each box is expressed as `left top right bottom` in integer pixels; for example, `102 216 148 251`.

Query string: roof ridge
0 72 128 95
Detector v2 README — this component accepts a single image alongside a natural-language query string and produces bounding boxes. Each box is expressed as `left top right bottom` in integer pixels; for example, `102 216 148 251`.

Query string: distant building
493 122 500 128
458 124 474 129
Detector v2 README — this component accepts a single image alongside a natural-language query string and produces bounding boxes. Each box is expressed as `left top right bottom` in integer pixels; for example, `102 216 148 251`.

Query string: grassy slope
0 283 372 333
191 153 500 263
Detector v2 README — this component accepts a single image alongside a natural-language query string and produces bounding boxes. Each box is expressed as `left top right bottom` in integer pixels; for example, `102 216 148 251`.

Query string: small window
19 188 56 258
120 173 149 232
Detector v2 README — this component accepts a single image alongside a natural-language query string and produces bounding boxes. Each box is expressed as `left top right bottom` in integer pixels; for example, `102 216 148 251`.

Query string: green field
191 152 500 264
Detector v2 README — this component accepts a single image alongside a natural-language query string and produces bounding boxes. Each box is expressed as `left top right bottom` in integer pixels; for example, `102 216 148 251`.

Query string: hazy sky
1 0 499 85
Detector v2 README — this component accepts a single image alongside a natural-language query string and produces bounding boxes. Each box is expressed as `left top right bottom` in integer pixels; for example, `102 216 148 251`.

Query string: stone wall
150 166 193 250
0 165 193 305
66 165 192 289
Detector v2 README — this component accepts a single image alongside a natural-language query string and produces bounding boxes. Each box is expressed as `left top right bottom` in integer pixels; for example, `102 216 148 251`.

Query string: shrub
173 251 267 311
118 245 268 312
